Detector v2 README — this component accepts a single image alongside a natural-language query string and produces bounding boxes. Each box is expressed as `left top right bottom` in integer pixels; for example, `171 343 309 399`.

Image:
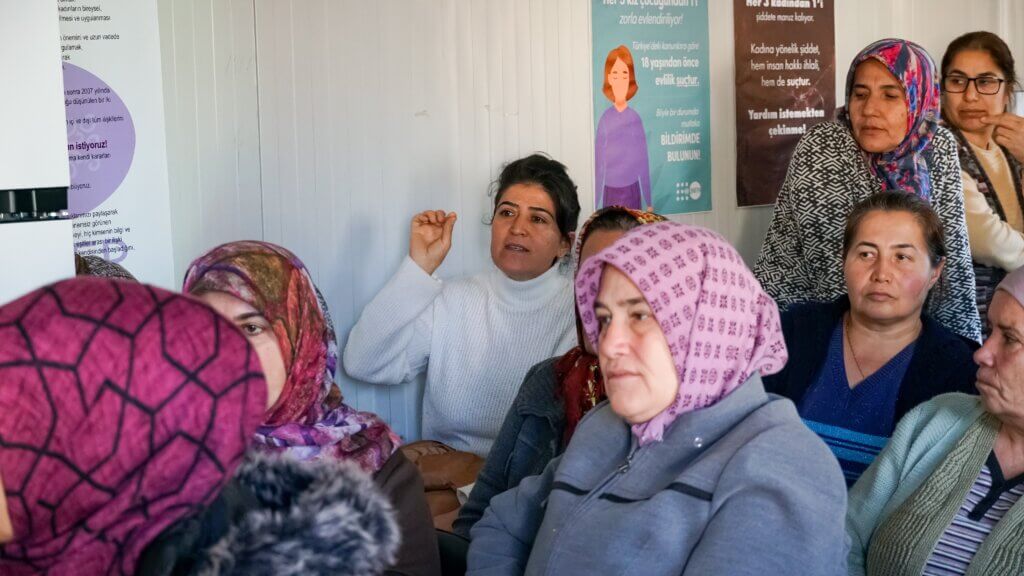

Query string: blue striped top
798 322 915 487
924 453 1024 575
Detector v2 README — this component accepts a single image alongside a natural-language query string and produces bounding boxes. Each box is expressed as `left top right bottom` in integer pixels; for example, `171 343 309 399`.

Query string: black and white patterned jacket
754 121 981 343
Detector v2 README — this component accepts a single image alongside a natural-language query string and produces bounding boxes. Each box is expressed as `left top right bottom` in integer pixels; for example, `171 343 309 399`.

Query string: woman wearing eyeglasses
941 31 1024 329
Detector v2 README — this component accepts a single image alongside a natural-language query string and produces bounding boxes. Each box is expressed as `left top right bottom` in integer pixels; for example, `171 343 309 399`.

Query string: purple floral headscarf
838 38 941 200
183 241 400 472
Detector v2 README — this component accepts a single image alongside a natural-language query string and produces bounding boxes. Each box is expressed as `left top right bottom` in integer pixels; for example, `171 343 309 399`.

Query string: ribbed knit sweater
846 393 1024 576
343 256 576 456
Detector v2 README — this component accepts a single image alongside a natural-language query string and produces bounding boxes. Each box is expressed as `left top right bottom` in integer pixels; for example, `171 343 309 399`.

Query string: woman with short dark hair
344 153 582 457
764 192 978 487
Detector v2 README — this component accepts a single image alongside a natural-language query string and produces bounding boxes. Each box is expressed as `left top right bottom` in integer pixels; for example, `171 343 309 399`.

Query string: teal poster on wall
592 0 711 215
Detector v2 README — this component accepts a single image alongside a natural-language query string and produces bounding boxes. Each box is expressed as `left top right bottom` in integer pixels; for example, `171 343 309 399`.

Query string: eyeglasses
942 75 1006 95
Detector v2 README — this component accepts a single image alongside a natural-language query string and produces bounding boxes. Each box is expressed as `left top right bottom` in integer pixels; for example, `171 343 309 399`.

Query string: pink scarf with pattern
575 222 788 445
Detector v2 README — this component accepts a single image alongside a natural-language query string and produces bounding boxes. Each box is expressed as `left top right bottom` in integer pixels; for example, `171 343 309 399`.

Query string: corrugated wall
159 0 1024 441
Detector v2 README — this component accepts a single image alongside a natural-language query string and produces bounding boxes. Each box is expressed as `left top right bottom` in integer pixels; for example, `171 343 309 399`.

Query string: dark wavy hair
491 153 581 243
843 191 946 268
941 31 1018 111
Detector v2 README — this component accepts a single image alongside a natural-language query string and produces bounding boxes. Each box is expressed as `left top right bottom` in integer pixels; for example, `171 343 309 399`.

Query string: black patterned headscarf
74 254 137 281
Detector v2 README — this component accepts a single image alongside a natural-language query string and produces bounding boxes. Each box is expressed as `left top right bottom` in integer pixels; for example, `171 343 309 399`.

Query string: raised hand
983 112 1024 163
409 210 457 275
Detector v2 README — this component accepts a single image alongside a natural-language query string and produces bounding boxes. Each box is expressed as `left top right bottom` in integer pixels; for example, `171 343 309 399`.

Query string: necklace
845 314 867 382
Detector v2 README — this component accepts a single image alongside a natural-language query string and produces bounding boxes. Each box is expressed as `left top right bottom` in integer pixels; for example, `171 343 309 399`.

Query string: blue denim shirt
453 357 564 539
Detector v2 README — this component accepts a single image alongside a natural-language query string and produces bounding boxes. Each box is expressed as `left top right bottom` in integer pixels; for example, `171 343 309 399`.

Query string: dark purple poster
734 0 835 206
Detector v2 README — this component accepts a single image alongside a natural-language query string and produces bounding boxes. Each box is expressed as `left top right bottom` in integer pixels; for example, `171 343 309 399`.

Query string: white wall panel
833 0 1024 108
159 0 262 281
160 0 1024 441
0 1 68 190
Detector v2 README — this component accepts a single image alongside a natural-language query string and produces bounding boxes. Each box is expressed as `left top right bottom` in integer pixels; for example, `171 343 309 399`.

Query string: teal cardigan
846 393 986 575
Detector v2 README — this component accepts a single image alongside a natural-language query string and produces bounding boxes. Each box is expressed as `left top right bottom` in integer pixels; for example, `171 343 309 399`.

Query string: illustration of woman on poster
595 45 652 210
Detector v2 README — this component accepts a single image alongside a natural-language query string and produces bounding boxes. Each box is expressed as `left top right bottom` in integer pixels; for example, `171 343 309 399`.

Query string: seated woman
764 192 978 487
453 206 666 538
344 154 581 456
756 38 980 343
847 265 1024 575
184 240 440 576
940 31 1024 329
467 222 848 575
0 278 398 575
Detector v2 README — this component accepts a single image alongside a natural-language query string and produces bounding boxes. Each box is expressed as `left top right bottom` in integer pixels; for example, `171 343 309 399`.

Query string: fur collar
192 452 399 575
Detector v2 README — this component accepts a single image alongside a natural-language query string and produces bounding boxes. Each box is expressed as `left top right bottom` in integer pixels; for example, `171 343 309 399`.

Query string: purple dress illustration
595 45 652 210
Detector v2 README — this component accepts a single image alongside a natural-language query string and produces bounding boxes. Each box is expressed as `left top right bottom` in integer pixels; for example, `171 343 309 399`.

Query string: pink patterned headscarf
0 278 266 575
575 222 788 445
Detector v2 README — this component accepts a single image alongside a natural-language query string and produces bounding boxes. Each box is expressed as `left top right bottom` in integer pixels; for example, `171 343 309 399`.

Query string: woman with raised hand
756 38 980 343
344 154 581 457
467 222 847 576
184 240 440 576
940 31 1024 330
0 278 398 575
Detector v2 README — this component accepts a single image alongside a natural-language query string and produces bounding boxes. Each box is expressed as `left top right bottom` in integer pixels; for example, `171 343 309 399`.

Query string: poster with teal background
592 0 711 215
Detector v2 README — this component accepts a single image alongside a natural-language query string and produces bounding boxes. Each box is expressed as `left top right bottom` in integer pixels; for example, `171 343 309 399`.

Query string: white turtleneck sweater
343 256 576 456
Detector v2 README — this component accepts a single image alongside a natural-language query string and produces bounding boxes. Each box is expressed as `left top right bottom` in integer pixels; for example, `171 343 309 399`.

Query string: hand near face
410 210 457 275
983 113 1024 162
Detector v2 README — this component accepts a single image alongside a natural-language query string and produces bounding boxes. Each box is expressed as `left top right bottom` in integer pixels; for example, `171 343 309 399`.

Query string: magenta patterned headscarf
575 222 788 445
0 278 266 575
838 38 941 200
184 241 400 473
